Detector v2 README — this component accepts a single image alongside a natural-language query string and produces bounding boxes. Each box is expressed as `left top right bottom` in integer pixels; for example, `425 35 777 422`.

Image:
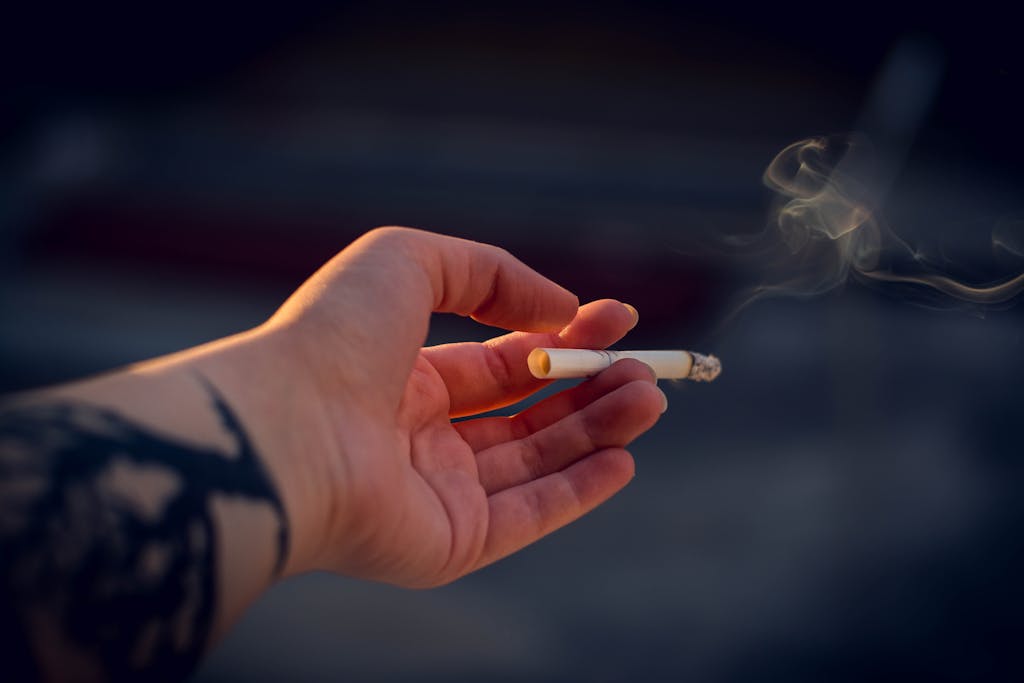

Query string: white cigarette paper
528 348 722 382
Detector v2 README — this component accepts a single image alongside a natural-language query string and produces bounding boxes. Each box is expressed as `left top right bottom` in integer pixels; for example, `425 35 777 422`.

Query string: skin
0 226 668 680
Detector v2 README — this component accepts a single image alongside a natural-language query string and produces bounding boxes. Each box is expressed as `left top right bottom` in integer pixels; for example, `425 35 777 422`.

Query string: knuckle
366 225 410 243
518 437 546 481
576 408 604 451
482 344 515 392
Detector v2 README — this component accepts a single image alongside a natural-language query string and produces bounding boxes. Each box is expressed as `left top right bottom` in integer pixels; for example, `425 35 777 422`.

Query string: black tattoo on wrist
0 378 289 682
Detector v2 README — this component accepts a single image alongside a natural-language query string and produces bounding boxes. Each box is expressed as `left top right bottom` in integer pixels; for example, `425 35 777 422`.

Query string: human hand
257 227 667 587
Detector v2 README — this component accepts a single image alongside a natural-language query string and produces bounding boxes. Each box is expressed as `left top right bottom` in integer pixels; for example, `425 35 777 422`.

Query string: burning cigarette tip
687 352 723 382
528 348 722 382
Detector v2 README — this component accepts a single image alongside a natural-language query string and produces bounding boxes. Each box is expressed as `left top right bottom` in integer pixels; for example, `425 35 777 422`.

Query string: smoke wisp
741 134 1024 311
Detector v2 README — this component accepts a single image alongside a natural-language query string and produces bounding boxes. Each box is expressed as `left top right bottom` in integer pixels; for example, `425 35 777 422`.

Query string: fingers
474 364 659 569
479 448 635 569
280 227 578 407
455 358 658 453
424 298 639 417
472 368 664 494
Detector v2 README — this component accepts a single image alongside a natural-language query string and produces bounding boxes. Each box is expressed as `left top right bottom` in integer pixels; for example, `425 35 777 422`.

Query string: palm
391 354 489 586
343 300 664 589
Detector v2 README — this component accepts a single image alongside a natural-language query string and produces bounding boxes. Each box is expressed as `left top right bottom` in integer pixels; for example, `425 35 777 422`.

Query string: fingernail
623 303 639 329
657 387 669 413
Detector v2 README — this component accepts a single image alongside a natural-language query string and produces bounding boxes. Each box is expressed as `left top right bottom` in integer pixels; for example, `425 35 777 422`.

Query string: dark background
2 2 1023 681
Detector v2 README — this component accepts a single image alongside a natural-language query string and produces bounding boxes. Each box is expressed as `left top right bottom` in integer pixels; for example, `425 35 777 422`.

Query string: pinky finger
477 448 635 570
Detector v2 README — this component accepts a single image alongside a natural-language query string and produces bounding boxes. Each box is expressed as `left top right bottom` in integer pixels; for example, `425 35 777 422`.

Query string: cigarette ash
687 352 722 382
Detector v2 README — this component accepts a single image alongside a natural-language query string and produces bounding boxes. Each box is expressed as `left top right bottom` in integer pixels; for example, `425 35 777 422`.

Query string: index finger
416 230 579 331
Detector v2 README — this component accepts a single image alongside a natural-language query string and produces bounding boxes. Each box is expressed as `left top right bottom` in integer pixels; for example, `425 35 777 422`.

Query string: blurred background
2 2 1023 680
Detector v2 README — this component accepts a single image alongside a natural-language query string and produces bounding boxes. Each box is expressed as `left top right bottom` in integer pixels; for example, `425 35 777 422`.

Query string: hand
261 227 668 587
0 226 670 677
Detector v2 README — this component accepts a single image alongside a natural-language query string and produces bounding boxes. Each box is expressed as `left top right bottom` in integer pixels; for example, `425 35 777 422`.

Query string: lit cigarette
528 348 722 382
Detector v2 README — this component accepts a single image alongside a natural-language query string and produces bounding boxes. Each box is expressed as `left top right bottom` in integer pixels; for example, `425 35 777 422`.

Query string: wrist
183 325 332 578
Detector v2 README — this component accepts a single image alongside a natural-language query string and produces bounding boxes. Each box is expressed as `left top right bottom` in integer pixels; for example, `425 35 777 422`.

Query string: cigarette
528 348 722 382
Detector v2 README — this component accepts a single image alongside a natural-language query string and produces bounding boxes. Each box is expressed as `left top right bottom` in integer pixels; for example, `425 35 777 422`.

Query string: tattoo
0 379 288 682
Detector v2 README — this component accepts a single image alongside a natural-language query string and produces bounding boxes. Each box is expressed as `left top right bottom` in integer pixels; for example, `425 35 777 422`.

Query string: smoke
993 218 1024 260
733 133 1024 312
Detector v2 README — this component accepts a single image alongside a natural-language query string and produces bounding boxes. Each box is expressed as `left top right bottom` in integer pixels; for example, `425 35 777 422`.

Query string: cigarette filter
528 348 722 382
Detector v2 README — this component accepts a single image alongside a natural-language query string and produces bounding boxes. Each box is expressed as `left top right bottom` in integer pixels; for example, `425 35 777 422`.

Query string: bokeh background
3 2 1023 681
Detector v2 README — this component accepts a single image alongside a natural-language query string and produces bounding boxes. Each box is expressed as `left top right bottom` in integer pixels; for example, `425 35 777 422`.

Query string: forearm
0 327 320 681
